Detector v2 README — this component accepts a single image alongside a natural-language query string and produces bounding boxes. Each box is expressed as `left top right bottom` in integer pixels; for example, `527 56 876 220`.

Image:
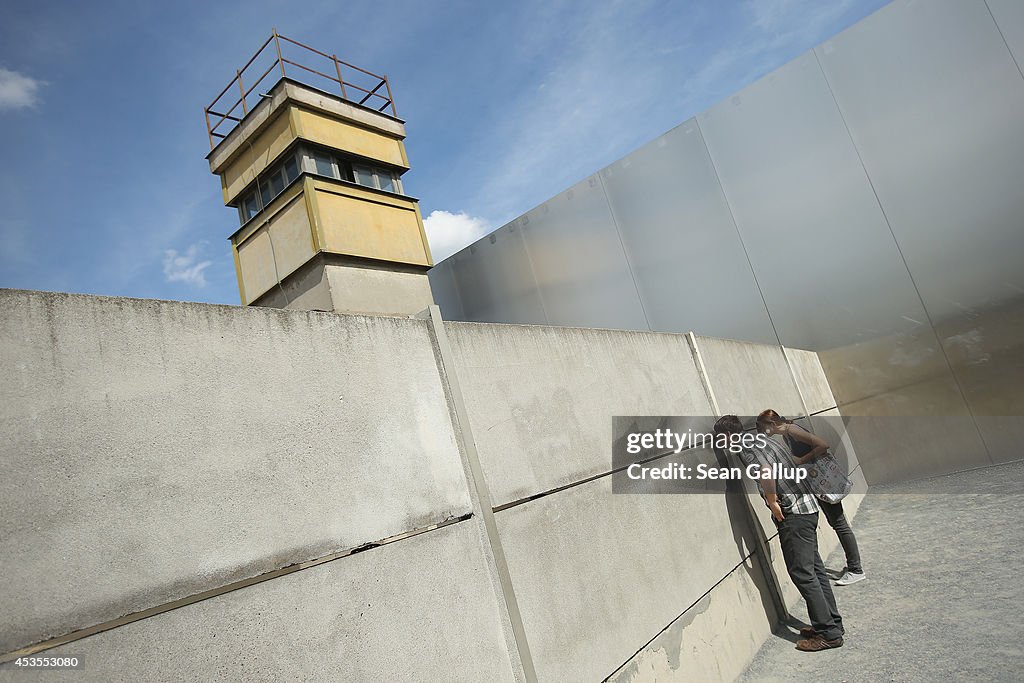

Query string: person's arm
785 424 829 465
742 447 784 521
760 466 785 521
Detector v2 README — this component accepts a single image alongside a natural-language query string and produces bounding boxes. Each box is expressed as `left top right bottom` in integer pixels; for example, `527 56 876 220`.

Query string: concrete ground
739 460 1024 683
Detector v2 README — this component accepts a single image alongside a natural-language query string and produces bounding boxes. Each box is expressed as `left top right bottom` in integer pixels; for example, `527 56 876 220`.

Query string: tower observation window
302 145 403 195
236 150 302 225
236 145 405 226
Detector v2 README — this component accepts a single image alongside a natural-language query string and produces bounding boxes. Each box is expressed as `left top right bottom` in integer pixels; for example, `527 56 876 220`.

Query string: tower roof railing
204 29 397 149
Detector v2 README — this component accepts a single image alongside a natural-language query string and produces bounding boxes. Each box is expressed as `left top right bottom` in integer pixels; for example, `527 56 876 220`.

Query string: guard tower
204 32 433 315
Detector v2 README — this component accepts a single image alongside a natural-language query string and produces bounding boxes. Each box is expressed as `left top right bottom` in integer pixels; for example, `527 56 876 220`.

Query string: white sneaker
834 570 866 586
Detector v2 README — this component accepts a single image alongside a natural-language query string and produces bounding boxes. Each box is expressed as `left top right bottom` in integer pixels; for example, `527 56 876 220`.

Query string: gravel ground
739 459 1024 683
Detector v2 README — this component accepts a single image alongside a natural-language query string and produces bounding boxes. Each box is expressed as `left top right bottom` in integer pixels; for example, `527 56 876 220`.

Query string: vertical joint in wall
686 331 792 627
420 305 539 683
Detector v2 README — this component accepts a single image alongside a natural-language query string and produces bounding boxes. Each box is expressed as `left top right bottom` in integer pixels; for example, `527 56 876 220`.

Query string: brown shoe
799 626 817 638
796 636 844 651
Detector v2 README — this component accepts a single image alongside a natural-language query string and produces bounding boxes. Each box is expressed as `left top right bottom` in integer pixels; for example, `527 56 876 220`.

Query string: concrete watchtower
204 31 433 315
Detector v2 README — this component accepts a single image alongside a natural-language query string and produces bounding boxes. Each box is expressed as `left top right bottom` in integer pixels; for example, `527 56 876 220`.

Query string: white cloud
422 210 490 261
163 242 213 287
0 68 44 110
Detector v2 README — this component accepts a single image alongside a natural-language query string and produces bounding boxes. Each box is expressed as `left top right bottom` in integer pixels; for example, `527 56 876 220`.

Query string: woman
757 409 866 586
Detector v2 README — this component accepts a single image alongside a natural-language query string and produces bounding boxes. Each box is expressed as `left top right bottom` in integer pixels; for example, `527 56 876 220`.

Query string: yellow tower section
205 33 433 316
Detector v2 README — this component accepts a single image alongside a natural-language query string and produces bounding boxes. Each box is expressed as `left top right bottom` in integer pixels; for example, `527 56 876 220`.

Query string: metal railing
204 29 397 149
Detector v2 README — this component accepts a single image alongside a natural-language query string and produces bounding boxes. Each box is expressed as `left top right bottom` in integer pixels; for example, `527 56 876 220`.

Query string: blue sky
0 0 890 305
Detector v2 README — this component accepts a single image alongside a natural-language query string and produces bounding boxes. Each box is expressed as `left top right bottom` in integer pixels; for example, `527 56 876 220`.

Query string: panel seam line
983 0 1024 82
0 512 473 664
811 47 994 464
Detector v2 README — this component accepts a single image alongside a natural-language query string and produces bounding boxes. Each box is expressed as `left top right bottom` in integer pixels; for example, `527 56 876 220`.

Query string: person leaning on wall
714 415 845 652
757 409 866 586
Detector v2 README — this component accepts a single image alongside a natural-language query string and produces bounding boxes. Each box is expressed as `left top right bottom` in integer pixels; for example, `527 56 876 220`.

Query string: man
714 415 845 651
756 409 865 586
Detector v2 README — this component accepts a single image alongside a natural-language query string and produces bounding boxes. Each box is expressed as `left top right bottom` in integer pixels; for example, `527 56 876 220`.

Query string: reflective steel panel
696 51 930 355
817 0 1024 323
986 0 1024 78
426 259 465 321
599 120 778 345
446 223 547 325
426 0 1023 483
519 175 649 330
818 0 1024 460
695 45 993 478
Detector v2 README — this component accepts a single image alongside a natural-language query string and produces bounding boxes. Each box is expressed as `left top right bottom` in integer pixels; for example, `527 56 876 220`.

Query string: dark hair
714 414 744 436
756 409 793 431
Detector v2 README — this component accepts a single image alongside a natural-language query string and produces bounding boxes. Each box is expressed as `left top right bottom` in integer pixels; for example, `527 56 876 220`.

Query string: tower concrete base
251 252 434 317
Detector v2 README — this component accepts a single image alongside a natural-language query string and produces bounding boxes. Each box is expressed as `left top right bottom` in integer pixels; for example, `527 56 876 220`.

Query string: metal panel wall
817 0 1024 322
816 0 1024 463
599 119 778 345
428 0 1024 482
695 51 931 354
444 222 547 325
519 175 649 330
985 0 1024 80
695 46 991 478
426 258 466 322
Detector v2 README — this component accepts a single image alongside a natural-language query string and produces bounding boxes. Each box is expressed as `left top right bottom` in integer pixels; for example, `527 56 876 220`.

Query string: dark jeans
776 512 844 641
820 499 863 574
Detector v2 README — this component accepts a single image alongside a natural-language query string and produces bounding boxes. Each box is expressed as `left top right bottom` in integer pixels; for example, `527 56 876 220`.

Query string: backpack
785 426 852 504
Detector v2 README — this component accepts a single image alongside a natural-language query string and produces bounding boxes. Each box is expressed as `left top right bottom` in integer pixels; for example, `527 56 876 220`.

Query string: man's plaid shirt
737 434 820 515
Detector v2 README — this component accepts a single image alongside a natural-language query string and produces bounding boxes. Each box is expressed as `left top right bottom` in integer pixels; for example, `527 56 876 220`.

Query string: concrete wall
0 290 475 658
443 322 863 681
251 254 435 318
444 322 714 507
1 289 861 681
3 522 519 683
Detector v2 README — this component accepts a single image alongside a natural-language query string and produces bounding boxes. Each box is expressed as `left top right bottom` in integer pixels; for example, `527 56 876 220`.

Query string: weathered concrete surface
0 520 518 683
0 288 852 680
693 336 804 419
248 253 336 311
494 473 758 682
740 461 1024 683
324 264 433 316
0 290 470 653
446 321 714 506
783 347 837 415
256 260 435 316
608 557 779 683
